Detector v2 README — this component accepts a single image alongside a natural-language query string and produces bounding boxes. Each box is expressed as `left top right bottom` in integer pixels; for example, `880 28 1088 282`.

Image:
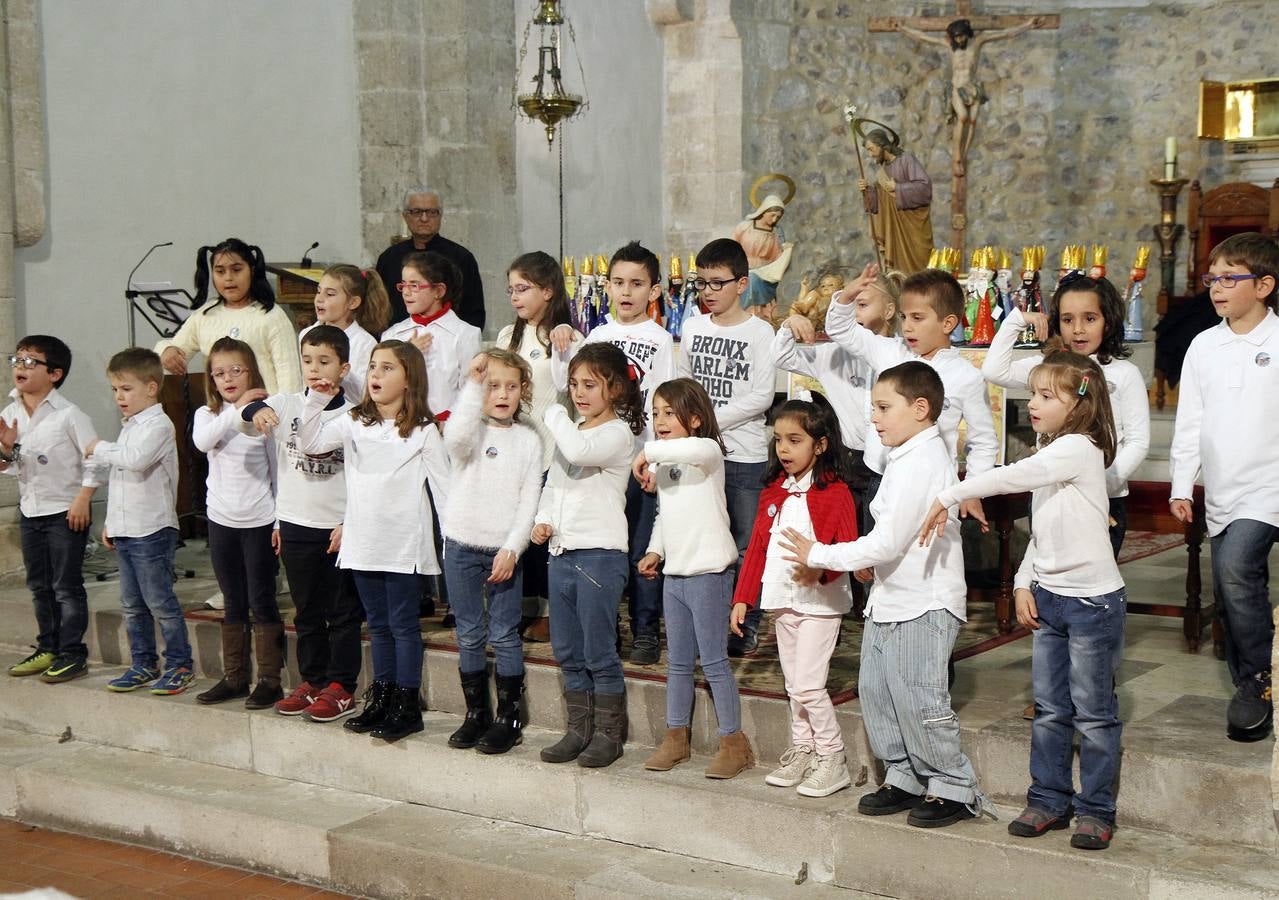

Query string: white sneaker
796 751 851 798
764 745 815 787
204 591 224 610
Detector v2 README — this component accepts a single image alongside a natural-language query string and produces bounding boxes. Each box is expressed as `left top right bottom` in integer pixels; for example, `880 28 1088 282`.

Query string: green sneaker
8 649 55 677
39 655 88 684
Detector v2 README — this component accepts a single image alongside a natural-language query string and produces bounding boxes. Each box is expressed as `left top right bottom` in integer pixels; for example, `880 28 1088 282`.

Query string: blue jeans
443 539 525 677
1211 519 1278 684
1028 585 1126 824
724 459 766 632
548 549 628 694
352 570 426 688
664 569 741 735
626 478 662 638
114 528 192 671
20 511 90 659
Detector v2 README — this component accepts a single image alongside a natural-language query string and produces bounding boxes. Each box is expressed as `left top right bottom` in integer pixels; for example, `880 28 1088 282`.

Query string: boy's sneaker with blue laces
8 649 55 677
107 666 160 692
150 667 195 696
39 655 88 683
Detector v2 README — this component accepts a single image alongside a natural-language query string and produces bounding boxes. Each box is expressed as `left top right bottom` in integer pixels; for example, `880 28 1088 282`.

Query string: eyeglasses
210 365 248 380
692 277 741 293
404 208 441 218
397 281 440 293
505 284 535 297
8 355 52 370
1201 273 1259 289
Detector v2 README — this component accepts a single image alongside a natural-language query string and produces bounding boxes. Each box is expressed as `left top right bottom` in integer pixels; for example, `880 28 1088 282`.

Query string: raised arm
543 405 633 467
443 379 484 464
90 421 173 472
191 405 242 453
938 435 1093 506
825 294 910 374
896 22 949 47
297 389 350 455
980 306 1040 389
643 436 724 473
973 16 1039 47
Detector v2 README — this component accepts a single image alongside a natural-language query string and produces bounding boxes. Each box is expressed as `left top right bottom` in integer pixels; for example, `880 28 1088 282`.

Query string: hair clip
1078 375 1089 397
796 388 813 403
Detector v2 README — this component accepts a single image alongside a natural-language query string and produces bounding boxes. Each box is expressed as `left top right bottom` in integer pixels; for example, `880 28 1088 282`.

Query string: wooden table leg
996 498 1014 634
1183 510 1206 652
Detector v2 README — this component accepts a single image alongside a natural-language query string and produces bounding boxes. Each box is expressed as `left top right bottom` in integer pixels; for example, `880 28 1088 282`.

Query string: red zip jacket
732 475 858 609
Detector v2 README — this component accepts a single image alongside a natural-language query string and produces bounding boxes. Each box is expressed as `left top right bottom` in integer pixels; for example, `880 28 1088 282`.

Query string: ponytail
323 264 392 336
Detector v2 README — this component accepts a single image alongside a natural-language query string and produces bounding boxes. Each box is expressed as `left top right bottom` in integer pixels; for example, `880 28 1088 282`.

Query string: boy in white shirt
1170 232 1279 742
0 335 102 683
679 238 778 656
553 241 676 664
781 361 986 829
86 349 194 695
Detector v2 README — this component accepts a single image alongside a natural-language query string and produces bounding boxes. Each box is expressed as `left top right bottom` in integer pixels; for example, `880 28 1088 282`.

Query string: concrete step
0 728 870 900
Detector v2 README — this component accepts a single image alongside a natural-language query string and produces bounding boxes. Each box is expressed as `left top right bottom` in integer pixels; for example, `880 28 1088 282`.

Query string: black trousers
279 527 363 692
207 521 281 626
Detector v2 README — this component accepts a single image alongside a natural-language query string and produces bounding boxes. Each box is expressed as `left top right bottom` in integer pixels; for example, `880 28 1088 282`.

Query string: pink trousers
772 609 844 755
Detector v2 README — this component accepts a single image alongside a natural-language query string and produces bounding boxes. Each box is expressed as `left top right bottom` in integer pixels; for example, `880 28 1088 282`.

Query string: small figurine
995 247 1015 319
1014 244 1045 347
682 254 703 320
790 271 842 334
1122 245 1150 342
966 246 998 346
1088 244 1108 280
575 255 596 336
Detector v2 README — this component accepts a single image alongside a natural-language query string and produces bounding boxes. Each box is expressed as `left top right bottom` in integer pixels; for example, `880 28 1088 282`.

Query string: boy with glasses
1 336 103 683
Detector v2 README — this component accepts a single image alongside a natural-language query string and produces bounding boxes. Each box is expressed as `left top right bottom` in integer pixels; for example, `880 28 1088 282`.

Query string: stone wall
731 0 1279 311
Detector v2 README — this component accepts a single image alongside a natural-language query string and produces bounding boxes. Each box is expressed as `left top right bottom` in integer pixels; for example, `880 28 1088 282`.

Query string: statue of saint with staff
845 108 935 275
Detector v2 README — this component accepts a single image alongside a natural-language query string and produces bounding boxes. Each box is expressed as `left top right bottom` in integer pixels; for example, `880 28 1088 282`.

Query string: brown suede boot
246 622 285 710
704 730 756 780
197 623 251 704
644 726 691 771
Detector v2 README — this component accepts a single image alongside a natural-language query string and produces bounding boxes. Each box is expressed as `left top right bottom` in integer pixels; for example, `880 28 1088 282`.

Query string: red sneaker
275 681 318 716
305 682 358 723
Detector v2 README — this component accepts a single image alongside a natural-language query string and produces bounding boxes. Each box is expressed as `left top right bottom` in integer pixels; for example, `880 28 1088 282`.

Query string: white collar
887 424 942 462
782 469 815 493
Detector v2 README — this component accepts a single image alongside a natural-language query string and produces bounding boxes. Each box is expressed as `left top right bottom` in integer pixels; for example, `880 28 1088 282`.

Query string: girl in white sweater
921 346 1125 852
535 342 642 770
442 349 544 755
634 378 753 779
298 340 451 743
191 339 281 710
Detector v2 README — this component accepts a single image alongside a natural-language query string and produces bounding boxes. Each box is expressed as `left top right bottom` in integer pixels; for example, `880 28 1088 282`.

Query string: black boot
578 691 627 768
448 669 492 749
540 690 592 763
371 684 425 742
344 680 393 734
477 673 525 755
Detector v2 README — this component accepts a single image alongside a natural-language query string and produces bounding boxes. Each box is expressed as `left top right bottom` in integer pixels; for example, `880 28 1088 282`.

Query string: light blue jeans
115 528 192 672
663 569 741 735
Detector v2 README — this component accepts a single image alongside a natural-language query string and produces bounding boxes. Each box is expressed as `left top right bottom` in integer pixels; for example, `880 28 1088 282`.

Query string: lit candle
1164 136 1177 180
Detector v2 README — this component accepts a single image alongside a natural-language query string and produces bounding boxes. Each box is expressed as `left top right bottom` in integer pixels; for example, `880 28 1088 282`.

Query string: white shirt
298 391 451 574
442 380 544 555
1170 311 1279 536
678 314 777 463
382 308 481 416
155 300 302 394
553 317 677 443
299 320 376 401
644 436 737 576
497 322 581 471
939 433 1123 597
250 391 351 530
771 325 875 450
0 389 102 517
193 405 277 529
825 298 998 476
760 470 854 615
89 403 179 539
981 306 1151 498
809 426 967 623
534 407 633 555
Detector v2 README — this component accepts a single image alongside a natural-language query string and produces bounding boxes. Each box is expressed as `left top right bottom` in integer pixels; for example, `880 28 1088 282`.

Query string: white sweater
249 390 351 530
1170 311 1279 536
442 381 544 555
771 325 875 450
644 437 737 576
299 320 376 401
497 323 581 471
156 300 301 394
980 306 1150 498
677 314 777 464
383 308 481 416
193 404 277 529
938 433 1123 597
534 406 633 555
297 391 451 574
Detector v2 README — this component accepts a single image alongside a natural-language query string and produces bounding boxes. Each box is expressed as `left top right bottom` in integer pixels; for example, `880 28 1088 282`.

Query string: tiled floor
0 819 355 899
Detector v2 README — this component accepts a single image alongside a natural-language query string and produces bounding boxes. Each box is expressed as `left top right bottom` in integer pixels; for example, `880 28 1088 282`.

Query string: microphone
300 241 319 268
126 242 173 298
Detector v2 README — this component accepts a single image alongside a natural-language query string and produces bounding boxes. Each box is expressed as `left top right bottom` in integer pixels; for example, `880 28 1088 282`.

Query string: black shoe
1227 671 1273 742
441 612 456 628
245 681 284 710
629 634 660 666
39 654 88 684
477 673 525 755
448 670 492 749
344 680 393 733
726 628 758 658
419 597 437 618
857 784 922 816
371 685 424 742
196 677 250 705
907 796 975 829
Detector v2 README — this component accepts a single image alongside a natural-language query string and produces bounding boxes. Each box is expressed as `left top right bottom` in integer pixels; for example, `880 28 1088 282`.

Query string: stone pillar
647 0 744 259
353 0 517 337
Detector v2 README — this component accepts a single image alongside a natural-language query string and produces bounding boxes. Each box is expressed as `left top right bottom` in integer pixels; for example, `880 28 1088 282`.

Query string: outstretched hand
839 262 879 304
918 499 950 546
779 527 815 567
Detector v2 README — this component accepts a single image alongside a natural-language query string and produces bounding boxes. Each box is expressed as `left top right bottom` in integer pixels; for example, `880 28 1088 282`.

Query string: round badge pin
942 397 952 411
36 454 48 465
767 503 778 518
530 349 541 360
1257 352 1271 368
485 446 499 458
229 327 241 338
669 466 682 482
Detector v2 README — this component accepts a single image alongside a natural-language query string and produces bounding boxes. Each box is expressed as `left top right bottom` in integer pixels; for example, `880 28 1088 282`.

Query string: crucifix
869 2 1058 260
